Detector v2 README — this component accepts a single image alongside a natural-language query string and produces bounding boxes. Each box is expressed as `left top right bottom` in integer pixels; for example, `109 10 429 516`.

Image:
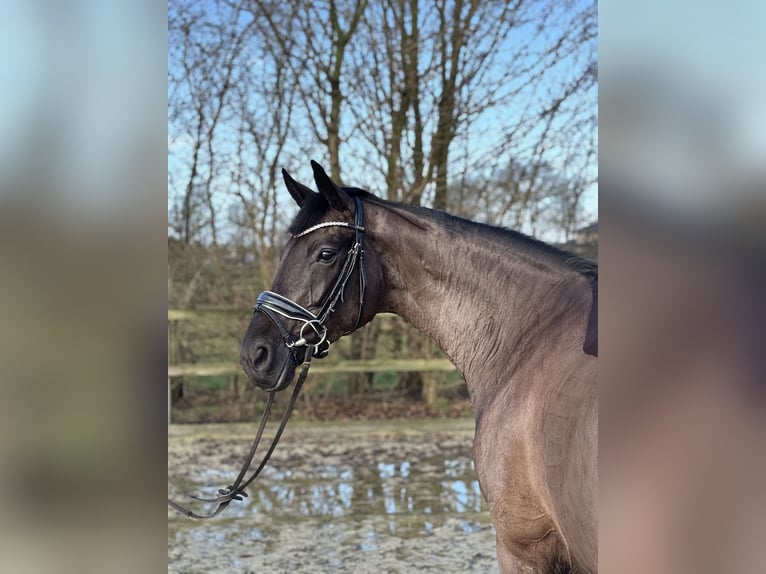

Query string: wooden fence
168 309 456 422
169 357 454 378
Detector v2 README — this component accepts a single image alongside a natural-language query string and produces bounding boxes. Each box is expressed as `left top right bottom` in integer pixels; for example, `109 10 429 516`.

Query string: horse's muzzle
240 333 296 391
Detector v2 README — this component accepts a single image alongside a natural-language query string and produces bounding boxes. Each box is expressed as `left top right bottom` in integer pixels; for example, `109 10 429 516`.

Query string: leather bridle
168 196 367 519
254 195 367 371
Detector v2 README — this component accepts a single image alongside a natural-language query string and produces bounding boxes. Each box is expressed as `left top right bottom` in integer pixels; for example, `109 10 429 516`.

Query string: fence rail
167 308 443 378
168 358 455 378
168 308 245 321
167 308 457 422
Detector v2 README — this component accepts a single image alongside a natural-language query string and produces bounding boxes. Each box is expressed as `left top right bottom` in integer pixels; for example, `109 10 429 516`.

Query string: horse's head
240 161 383 391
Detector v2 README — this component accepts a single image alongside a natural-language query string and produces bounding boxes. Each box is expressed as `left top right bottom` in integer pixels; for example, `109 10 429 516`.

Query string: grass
184 375 232 391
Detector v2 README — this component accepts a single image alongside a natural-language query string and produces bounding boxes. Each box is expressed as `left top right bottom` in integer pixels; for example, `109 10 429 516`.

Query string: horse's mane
289 187 597 278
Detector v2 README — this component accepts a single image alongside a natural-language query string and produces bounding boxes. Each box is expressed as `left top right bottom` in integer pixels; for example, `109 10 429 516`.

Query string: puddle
169 420 498 573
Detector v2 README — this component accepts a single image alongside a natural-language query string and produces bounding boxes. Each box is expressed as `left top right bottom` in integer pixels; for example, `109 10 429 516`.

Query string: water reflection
245 456 484 524
170 454 487 535
169 428 498 573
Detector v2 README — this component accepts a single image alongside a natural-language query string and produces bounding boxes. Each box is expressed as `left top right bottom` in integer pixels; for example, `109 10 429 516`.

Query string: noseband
254 195 367 364
168 196 367 519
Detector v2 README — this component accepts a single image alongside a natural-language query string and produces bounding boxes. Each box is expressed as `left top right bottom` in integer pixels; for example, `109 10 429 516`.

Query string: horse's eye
317 249 337 263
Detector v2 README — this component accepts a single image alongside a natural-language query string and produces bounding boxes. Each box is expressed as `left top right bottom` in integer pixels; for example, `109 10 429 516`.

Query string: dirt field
168 419 499 573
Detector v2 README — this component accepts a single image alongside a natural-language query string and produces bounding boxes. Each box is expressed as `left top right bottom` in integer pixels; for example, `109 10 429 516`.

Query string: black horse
241 161 597 573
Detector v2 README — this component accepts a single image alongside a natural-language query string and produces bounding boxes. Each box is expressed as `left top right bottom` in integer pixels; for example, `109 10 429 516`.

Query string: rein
168 197 367 519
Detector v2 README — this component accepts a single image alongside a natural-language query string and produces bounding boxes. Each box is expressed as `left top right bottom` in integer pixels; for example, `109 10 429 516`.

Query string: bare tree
168 0 597 403
227 38 297 287
246 0 368 182
340 0 596 396
168 0 255 246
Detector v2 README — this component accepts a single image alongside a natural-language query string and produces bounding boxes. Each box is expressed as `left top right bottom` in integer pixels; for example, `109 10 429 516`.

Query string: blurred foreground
599 0 766 569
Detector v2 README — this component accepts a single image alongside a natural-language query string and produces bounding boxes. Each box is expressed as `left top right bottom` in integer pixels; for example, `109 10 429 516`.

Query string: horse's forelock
288 193 331 236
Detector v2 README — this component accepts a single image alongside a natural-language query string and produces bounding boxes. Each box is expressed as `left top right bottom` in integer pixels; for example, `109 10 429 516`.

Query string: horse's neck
370 203 591 408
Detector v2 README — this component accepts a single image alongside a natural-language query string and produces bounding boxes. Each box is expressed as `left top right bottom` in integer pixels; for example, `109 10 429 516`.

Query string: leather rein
168 196 367 519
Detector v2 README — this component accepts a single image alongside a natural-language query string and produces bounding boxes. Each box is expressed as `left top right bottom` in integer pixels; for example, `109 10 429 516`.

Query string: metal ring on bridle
291 320 327 349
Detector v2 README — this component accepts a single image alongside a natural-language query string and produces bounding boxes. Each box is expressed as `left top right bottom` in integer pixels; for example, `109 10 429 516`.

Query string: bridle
168 196 367 519
253 195 367 370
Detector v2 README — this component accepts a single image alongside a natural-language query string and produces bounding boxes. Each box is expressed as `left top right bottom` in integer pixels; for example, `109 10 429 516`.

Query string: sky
167 0 598 244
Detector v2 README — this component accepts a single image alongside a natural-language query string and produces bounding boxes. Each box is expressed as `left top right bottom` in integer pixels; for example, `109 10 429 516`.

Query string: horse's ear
311 160 351 212
282 169 314 207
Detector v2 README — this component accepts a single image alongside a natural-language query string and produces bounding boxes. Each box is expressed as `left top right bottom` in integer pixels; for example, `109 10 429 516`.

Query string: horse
240 161 598 573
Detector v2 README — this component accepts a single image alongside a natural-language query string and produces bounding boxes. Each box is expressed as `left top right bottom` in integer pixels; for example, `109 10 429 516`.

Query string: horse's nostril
251 345 269 368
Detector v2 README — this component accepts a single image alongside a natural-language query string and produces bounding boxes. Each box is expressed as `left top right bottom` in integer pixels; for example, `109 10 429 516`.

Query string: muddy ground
168 419 499 573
